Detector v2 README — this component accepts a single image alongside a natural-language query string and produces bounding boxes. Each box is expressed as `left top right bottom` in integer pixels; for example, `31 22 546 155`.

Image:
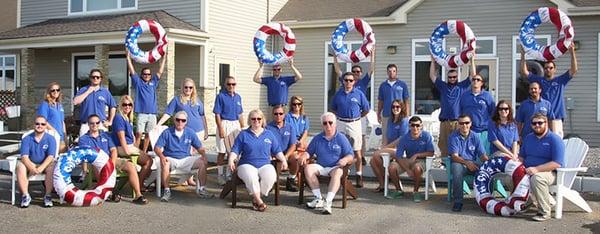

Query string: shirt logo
332 144 341 150
284 131 290 136
101 138 108 142
395 86 403 92
98 96 106 101
149 82 155 86
350 97 359 103
419 141 426 145
280 81 286 86
542 142 550 146
264 139 272 144
184 138 192 144
478 100 486 106
42 144 49 149
551 82 559 86
237 101 241 106
540 107 548 114
468 145 475 151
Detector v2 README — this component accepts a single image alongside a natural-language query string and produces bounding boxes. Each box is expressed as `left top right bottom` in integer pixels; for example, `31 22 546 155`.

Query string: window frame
0 55 17 91
511 34 551 109
68 0 137 16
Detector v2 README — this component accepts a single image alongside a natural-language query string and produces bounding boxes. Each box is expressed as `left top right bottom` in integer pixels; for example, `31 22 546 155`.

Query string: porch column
94 44 110 86
158 40 176 113
19 48 35 128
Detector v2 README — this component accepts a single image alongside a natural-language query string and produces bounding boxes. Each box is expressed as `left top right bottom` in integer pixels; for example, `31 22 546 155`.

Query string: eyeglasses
35 122 46 126
498 107 510 111
410 124 421 128
322 121 334 126
273 112 284 116
292 103 303 106
458 121 471 126
251 117 262 121
142 73 152 76
344 79 355 83
472 78 483 82
184 86 194 90
88 121 101 125
352 70 361 73
175 118 187 123
226 83 236 86
392 105 402 109
90 76 102 80
531 121 546 126
447 76 458 79
50 88 61 93
273 68 281 71
544 67 555 70
122 103 133 107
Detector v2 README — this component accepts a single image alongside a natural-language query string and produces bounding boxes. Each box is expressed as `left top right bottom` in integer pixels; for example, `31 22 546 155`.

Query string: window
219 63 231 89
73 54 128 103
0 55 16 90
69 0 136 14
512 35 550 108
412 39 441 115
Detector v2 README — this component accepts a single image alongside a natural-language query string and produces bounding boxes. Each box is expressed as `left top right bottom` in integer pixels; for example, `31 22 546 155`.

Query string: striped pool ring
331 18 376 63
253 23 296 65
519 7 574 62
125 19 168 64
53 146 116 206
429 20 476 69
474 157 530 216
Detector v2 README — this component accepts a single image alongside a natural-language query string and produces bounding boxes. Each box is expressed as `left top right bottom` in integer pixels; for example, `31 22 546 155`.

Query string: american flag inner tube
331 18 376 63
429 20 476 69
125 19 168 64
519 7 574 62
253 22 296 65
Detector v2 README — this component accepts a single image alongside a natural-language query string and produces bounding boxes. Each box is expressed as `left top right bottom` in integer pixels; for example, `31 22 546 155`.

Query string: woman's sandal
132 196 149 205
110 193 122 203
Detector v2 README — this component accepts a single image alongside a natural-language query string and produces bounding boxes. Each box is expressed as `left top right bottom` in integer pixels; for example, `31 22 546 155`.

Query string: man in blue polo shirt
126 50 166 152
520 45 577 138
459 73 495 154
429 55 474 157
266 105 298 191
331 72 369 188
448 115 489 212
155 111 212 202
73 69 117 137
516 82 555 139
519 113 564 222
16 116 57 208
377 64 409 144
302 112 354 215
253 59 303 106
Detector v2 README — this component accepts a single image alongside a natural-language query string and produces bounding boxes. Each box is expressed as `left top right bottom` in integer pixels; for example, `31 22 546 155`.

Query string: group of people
16 43 576 220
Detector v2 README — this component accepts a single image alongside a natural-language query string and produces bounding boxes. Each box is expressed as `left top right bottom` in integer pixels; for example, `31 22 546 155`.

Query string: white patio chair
550 137 592 219
382 152 437 200
365 110 381 151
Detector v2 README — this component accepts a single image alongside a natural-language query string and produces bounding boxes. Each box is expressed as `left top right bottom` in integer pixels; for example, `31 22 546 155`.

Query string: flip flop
373 187 384 193
132 196 149 205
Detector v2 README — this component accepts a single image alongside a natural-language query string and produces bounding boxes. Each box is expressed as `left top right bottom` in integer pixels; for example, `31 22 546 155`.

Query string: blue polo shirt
213 91 243 121
487 120 519 153
79 131 115 154
75 86 116 122
528 71 571 119
386 117 409 143
155 127 203 159
306 131 354 167
111 114 134 147
266 121 297 153
448 130 486 161
20 132 57 164
339 73 371 97
520 131 564 168
377 79 409 117
131 73 159 114
165 96 206 132
261 76 296 106
36 101 65 140
435 77 471 121
330 88 370 119
459 91 495 133
231 128 282 168
516 98 555 138
396 131 434 159
285 113 310 140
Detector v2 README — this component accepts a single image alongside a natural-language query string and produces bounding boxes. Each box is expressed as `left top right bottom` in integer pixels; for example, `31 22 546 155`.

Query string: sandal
257 203 267 212
132 196 149 205
110 193 122 203
373 187 384 193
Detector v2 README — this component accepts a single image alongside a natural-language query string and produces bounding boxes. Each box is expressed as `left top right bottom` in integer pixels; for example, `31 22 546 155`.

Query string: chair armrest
556 167 588 173
6 155 18 172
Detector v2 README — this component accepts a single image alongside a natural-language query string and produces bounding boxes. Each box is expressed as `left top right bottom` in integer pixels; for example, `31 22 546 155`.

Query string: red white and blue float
429 20 476 69
474 157 530 216
125 19 168 64
331 18 376 63
53 146 116 206
519 7 574 62
253 22 296 65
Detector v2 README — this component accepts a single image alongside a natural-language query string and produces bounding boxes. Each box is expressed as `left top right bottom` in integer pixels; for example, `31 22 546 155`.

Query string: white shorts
216 120 241 153
167 156 202 172
361 116 367 135
136 113 157 133
312 164 337 176
336 119 362 150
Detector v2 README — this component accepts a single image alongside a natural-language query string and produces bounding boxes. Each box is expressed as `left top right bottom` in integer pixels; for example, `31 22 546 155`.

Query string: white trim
597 33 600 122
16 0 21 28
200 0 208 32
511 34 551 109
68 0 138 16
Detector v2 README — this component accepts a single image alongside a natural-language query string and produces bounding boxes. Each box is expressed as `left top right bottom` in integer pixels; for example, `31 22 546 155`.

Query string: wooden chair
219 160 281 208
297 160 357 209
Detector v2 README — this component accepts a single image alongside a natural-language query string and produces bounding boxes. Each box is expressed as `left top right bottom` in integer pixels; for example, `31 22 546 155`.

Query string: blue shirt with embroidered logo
79 131 115 155
213 91 243 121
448 130 486 161
378 79 409 117
285 113 310 140
338 73 371 97
459 90 495 133
520 131 564 168
155 127 203 159
306 131 354 167
261 76 296 106
386 117 409 143
131 73 159 114
75 86 116 122
487 120 519 153
231 128 282 168
331 88 370 119
396 131 435 159
528 71 571 119
37 101 65 140
266 121 297 153
111 113 134 147
165 96 206 132
20 132 57 164
435 77 471 120
516 98 555 138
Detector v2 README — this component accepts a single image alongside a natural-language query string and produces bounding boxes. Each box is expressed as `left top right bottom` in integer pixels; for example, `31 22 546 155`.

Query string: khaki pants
381 116 390 144
438 120 457 157
552 120 563 139
530 171 556 217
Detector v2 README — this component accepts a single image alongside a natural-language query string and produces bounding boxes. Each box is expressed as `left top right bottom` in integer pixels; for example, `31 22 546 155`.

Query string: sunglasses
458 121 471 126
448 76 458 79
392 105 402 109
251 117 262 121
344 79 355 83
90 75 102 80
292 103 302 106
410 124 421 128
472 78 483 82
322 121 334 126
273 112 284 116
498 107 510 111
88 121 101 125
352 70 361 73
227 83 236 86
142 73 152 76
531 121 546 126
175 118 187 123
50 88 61 93
544 67 555 70
184 86 194 90
273 68 281 71
122 103 133 107
35 122 47 126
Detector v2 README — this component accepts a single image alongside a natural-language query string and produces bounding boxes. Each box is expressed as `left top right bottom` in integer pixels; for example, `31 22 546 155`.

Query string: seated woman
488 100 519 159
369 99 408 193
111 95 153 194
228 109 288 212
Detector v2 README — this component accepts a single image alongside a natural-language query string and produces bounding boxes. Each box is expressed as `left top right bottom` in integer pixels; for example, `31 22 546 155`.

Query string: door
474 58 498 99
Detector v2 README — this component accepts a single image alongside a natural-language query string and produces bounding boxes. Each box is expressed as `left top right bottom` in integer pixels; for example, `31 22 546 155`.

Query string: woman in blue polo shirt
285 96 310 150
488 100 519 159
157 78 208 141
36 82 66 153
228 109 288 212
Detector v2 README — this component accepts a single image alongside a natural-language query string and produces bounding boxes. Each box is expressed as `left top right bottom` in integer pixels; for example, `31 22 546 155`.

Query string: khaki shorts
393 158 425 174
336 119 362 150
114 158 131 174
136 113 157 133
117 144 142 157
216 120 241 153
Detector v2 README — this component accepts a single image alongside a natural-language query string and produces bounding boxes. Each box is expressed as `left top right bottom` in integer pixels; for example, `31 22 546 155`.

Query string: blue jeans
451 161 480 204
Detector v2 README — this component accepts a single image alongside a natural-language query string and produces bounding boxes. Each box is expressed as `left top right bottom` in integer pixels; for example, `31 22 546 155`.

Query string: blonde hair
180 78 198 105
118 95 135 123
289 96 305 115
247 109 266 128
44 82 63 105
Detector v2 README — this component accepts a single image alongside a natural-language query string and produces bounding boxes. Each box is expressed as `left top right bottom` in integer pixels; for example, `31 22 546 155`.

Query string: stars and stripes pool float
125 19 168 64
429 20 476 69
253 22 296 65
53 146 116 206
331 18 376 63
474 157 530 216
519 7 574 62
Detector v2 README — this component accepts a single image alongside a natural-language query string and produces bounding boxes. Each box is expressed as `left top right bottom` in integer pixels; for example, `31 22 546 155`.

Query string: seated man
448 114 489 212
519 113 564 222
390 116 435 202
301 112 354 215
266 105 298 192
79 114 148 205
154 111 212 202
17 116 57 208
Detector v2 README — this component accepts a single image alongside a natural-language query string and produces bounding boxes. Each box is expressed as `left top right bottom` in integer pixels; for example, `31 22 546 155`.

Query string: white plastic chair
382 152 437 200
550 137 592 219
365 110 381 151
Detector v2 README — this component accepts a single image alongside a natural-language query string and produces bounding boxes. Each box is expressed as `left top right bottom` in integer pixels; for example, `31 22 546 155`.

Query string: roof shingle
272 0 408 22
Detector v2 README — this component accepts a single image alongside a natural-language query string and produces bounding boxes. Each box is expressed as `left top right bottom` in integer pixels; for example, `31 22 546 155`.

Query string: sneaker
161 189 171 202
356 175 364 188
306 197 324 209
43 195 53 208
532 213 551 222
361 157 367 166
196 189 215 199
549 196 557 207
286 177 298 192
20 194 31 208
322 200 332 215
452 202 463 212
413 192 422 203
